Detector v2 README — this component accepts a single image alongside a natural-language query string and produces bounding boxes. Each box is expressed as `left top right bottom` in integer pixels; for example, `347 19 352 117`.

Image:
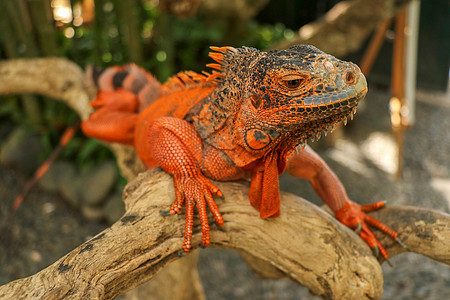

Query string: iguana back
83 64 218 163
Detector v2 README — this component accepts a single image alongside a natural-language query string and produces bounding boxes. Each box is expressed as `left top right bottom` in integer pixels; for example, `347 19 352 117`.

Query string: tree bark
0 58 448 300
0 58 95 120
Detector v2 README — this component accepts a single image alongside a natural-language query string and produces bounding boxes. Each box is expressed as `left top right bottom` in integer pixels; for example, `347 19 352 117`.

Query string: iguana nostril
344 71 356 85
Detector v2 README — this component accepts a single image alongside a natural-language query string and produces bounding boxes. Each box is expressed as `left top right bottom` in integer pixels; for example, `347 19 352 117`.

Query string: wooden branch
0 58 143 180
272 0 413 57
0 57 448 299
366 206 450 264
0 58 95 120
0 170 448 299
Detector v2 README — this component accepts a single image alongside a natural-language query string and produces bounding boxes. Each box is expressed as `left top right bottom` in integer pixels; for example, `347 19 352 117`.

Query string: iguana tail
86 64 161 111
1 120 80 231
81 64 161 145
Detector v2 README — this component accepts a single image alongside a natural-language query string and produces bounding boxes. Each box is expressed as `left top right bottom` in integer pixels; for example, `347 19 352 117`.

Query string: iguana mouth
300 66 368 141
283 85 368 150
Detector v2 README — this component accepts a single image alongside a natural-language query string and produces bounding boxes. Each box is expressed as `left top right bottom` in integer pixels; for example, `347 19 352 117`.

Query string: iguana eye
285 79 302 88
279 75 306 90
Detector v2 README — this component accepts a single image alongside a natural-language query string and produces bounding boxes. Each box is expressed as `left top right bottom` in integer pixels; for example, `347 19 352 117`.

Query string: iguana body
82 45 399 258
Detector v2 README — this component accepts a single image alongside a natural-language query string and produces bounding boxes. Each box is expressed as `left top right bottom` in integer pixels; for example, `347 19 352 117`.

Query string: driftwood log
0 58 449 300
1 169 449 300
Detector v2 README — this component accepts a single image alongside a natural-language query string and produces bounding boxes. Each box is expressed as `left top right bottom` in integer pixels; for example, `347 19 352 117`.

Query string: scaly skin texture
82 45 399 258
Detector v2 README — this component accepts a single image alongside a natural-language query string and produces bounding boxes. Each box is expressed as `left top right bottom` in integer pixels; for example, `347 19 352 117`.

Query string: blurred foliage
0 0 296 176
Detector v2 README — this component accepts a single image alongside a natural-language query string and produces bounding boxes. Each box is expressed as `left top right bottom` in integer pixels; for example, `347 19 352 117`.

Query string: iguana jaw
286 66 367 148
243 86 366 153
294 84 367 146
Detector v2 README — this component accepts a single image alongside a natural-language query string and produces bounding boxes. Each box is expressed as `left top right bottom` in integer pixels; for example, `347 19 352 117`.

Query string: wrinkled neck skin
194 85 294 171
193 48 271 168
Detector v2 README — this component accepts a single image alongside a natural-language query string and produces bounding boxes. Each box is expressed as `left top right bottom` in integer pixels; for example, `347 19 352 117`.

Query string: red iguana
82 45 404 258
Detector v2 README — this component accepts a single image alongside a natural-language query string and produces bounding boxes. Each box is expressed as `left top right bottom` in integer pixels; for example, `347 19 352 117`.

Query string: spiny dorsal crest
193 46 263 140
161 70 218 95
207 46 260 81
206 46 238 74
161 46 259 95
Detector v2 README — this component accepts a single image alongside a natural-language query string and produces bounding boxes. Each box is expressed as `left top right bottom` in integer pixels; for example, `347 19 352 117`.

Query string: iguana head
205 44 367 155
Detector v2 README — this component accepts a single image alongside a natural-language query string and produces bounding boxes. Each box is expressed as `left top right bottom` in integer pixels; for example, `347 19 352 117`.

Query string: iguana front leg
148 117 224 252
286 146 400 259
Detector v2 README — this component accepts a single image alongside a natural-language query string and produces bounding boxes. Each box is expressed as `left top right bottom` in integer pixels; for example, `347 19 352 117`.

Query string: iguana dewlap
82 45 400 258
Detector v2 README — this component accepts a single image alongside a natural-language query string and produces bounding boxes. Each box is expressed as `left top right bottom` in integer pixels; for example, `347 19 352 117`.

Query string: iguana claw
395 237 410 250
372 245 380 258
355 222 362 235
385 258 393 267
372 244 393 266
159 209 172 216
335 200 401 259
